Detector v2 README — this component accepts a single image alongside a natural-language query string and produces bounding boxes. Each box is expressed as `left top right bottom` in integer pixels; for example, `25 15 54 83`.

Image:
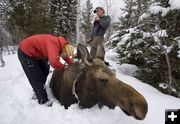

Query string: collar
71 68 84 103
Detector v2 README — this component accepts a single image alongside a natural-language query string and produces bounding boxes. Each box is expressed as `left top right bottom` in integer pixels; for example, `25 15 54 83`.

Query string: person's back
20 34 67 59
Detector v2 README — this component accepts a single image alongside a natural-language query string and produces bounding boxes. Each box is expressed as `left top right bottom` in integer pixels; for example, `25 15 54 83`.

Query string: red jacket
19 34 73 70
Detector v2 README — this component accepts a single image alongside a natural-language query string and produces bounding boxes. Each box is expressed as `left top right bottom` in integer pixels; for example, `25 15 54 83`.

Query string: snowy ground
0 49 180 124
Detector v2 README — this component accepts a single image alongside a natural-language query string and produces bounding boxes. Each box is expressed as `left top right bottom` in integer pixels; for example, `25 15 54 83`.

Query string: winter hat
94 7 105 13
63 44 75 57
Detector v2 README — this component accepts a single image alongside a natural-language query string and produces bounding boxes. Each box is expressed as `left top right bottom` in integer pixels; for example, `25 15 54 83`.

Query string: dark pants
90 36 104 58
18 48 50 104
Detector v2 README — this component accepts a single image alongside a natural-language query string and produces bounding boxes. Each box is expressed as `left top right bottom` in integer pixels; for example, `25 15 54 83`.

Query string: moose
50 44 148 120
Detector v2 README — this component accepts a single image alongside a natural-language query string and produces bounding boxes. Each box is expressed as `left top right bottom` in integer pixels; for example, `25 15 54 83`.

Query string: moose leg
60 84 78 109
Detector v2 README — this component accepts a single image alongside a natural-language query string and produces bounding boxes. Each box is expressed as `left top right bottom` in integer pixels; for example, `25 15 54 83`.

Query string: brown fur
50 44 148 120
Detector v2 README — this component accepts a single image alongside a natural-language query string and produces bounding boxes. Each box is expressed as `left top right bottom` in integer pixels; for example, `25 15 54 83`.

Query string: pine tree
7 0 52 37
76 0 81 45
110 0 180 97
134 0 180 97
50 0 77 43
109 0 150 48
0 0 8 28
81 0 93 44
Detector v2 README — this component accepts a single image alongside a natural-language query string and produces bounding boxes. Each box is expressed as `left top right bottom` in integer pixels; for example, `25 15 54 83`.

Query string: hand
62 64 68 71
95 16 100 21
64 65 68 70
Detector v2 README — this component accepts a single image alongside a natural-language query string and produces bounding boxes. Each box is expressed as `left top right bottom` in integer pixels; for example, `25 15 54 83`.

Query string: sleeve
99 16 111 29
63 57 74 65
47 42 65 70
91 20 99 37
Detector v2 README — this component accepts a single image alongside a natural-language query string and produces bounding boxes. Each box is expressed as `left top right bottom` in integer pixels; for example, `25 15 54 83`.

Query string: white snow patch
117 64 139 76
117 28 137 47
169 0 180 9
149 5 170 16
139 13 149 22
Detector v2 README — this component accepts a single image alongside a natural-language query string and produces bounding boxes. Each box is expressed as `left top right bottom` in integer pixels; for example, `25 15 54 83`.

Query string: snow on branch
169 0 180 9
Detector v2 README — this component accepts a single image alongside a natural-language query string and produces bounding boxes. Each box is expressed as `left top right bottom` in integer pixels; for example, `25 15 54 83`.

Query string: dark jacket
91 15 111 38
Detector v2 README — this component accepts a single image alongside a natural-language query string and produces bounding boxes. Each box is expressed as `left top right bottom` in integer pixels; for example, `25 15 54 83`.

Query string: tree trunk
104 0 112 42
76 0 81 46
164 46 172 85
6 46 10 55
0 47 5 67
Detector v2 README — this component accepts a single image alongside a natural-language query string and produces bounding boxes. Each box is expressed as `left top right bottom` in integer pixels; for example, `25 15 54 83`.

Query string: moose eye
99 78 108 87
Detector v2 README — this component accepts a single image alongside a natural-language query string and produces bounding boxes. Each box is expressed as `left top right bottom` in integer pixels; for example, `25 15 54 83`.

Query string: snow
178 51 180 58
139 13 149 22
169 0 180 9
149 0 180 17
154 30 168 37
174 37 180 58
149 5 170 16
163 45 173 54
0 50 180 124
177 39 180 58
159 83 169 89
117 64 139 76
142 30 168 47
117 28 137 47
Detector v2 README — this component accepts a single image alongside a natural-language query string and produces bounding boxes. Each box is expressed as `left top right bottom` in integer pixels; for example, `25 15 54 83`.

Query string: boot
32 93 37 100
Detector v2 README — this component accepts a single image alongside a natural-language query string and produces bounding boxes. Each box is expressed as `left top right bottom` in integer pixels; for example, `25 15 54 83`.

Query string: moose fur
50 44 148 120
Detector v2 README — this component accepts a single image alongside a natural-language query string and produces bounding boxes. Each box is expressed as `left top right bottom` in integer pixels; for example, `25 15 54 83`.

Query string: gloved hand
64 64 68 71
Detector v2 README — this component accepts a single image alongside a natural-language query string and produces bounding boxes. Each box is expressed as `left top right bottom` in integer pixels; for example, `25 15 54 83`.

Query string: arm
63 57 74 65
99 16 111 29
47 43 65 70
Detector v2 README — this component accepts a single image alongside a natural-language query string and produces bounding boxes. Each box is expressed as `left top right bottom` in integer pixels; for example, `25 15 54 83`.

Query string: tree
109 0 180 97
0 0 8 28
7 0 52 38
50 0 77 43
0 31 5 67
76 0 81 45
134 0 180 97
0 1 10 66
81 0 93 44
104 0 113 42
0 28 5 67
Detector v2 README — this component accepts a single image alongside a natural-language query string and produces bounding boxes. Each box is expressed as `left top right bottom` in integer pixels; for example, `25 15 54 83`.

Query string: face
61 51 68 58
96 9 104 17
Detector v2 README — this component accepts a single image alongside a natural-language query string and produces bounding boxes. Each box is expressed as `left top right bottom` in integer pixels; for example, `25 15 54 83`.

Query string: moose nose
130 99 148 120
133 106 147 120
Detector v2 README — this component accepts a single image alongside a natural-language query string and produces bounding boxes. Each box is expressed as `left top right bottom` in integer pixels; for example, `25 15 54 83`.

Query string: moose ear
96 45 105 61
77 43 92 65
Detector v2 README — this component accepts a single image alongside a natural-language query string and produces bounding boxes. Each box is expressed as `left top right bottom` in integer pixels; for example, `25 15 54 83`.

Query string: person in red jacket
18 34 75 106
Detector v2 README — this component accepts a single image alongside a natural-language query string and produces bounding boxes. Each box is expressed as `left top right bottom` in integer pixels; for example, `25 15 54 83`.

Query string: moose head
50 44 148 120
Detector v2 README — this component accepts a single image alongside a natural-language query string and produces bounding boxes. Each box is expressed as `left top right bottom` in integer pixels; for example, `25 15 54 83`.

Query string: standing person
89 7 111 58
18 34 75 106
